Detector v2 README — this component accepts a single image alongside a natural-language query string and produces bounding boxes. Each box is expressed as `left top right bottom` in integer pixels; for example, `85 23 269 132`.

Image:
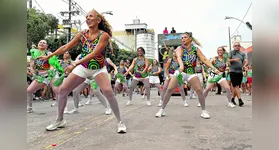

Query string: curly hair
92 9 112 37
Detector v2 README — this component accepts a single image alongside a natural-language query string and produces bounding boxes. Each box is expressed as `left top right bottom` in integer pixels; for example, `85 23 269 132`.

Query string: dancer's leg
93 87 109 109
189 76 206 110
114 81 120 95
155 83 161 96
143 78 151 101
27 80 46 110
122 82 129 94
203 83 215 98
178 85 186 101
162 78 178 109
56 74 85 121
72 82 88 108
94 73 121 122
128 79 139 101
160 79 170 101
219 80 233 103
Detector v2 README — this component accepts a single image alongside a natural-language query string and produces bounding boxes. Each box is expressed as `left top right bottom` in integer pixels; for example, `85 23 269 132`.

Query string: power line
230 2 252 38
61 0 69 4
33 0 45 13
71 0 87 16
56 13 64 20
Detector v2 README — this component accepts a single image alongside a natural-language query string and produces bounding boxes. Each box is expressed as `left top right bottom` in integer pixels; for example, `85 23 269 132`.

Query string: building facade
112 19 155 59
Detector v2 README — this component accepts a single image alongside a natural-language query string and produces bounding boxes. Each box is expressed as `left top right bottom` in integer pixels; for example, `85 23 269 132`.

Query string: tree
27 8 59 49
45 33 81 60
112 49 137 66
109 40 136 66
27 8 48 49
45 34 67 51
46 14 59 34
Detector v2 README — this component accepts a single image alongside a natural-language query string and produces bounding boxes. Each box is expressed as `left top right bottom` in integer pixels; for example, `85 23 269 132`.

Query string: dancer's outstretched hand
64 64 75 74
213 68 220 74
114 68 118 74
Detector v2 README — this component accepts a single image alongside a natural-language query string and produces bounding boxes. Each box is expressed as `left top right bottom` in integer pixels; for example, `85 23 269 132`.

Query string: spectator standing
171 27 176 33
228 42 248 106
163 27 168 35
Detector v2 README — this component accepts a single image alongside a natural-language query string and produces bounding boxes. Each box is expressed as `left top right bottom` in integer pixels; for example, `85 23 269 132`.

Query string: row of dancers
27 9 249 134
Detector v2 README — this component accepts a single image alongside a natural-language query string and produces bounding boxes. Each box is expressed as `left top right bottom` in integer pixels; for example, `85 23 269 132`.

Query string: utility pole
134 29 137 52
60 0 81 42
68 0 72 43
228 27 232 51
29 0 32 8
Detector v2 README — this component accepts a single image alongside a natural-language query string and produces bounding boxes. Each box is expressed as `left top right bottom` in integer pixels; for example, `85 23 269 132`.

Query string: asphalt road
27 89 252 150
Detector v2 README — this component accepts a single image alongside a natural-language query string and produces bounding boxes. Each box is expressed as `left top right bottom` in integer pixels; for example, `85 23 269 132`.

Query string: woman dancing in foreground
40 9 126 133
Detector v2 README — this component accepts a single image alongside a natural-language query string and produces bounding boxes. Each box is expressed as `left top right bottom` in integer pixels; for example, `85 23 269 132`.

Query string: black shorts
230 72 243 87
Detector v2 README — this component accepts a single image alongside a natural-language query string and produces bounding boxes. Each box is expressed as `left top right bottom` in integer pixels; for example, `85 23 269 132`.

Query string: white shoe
27 107 34 113
142 95 145 99
85 100 92 105
64 107 69 114
105 108 112 115
126 101 132 106
183 100 189 107
158 100 163 107
68 108 78 114
201 110 210 119
78 103 84 107
197 103 201 107
51 102 58 107
228 102 236 108
46 120 66 131
146 101 151 106
192 95 197 99
117 121 127 133
155 109 166 118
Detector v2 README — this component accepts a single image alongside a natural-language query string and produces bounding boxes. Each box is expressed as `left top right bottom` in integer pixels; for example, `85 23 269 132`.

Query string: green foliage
46 14 59 33
110 42 137 66
45 34 81 60
27 8 59 49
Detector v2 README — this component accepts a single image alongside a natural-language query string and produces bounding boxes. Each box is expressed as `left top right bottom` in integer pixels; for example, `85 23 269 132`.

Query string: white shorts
196 73 203 83
133 76 149 82
42 78 50 85
174 70 197 83
72 65 108 79
149 76 160 84
207 73 226 84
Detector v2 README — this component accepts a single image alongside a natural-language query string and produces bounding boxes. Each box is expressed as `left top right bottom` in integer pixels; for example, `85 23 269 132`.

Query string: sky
31 0 252 59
